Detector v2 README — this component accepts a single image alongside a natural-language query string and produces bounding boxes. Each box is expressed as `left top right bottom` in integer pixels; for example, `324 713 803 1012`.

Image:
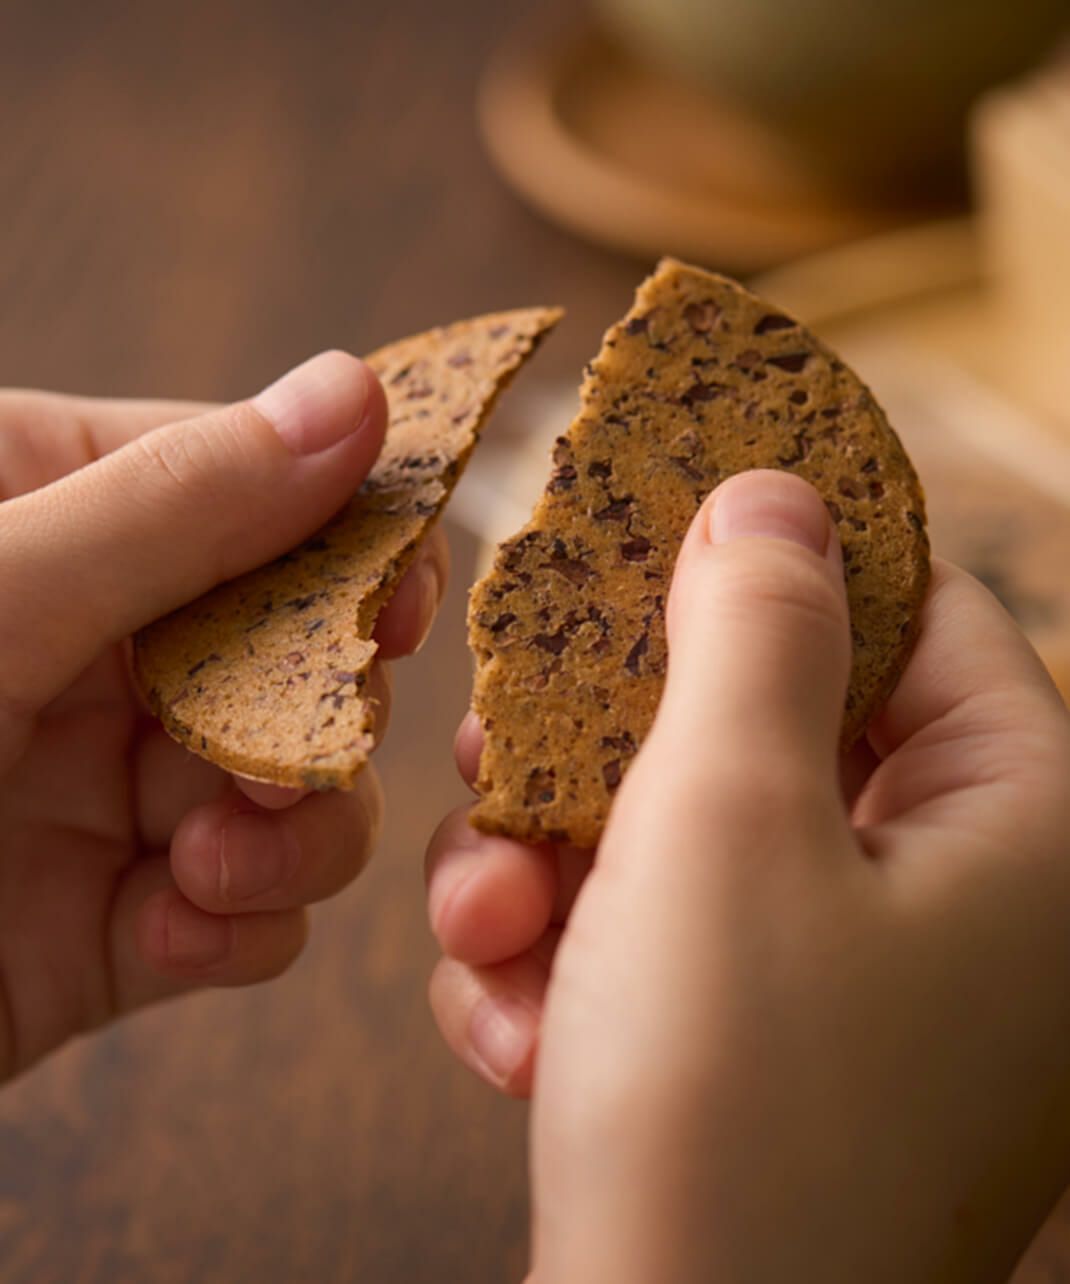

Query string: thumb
643 470 851 798
0 351 387 715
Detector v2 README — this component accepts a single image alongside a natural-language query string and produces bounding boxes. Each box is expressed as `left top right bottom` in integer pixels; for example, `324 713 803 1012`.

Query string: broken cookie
469 259 930 847
134 306 561 788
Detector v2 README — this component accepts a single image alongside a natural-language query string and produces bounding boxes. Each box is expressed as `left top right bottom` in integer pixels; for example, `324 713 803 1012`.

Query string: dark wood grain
0 2 639 1280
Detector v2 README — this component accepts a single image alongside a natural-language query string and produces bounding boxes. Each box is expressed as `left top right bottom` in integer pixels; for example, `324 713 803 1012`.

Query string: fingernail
165 897 233 966
468 994 536 1086
709 470 831 556
412 557 443 654
218 812 301 903
253 350 376 455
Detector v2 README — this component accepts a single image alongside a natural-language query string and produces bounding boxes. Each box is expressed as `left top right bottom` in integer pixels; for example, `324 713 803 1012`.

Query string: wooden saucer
478 20 945 271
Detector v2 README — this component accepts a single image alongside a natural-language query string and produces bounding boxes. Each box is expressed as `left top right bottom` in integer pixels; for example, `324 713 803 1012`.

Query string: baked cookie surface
135 306 561 788
469 260 929 846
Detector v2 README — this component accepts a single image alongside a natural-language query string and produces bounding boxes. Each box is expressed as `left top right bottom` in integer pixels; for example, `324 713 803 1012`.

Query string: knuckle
141 421 225 502
132 407 258 516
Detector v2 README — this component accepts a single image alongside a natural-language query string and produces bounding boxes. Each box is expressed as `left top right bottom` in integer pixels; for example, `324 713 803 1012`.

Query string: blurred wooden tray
478 19 945 271
453 219 1070 699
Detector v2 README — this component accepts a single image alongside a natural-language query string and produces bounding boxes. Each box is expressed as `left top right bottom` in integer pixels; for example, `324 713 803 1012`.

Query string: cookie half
469 259 929 846
135 306 561 788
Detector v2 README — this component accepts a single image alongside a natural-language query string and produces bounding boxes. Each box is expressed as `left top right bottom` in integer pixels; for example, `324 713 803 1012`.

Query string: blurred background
0 1 1068 1280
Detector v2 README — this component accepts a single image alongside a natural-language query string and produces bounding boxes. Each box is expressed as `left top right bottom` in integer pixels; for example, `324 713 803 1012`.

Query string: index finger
867 559 1066 762
0 390 214 498
454 709 483 788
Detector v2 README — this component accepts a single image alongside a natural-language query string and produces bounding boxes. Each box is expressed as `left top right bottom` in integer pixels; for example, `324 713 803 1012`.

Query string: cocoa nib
548 468 577 494
501 531 539 573
837 476 865 500
489 612 517 634
620 537 652 562
542 553 594 585
624 315 649 335
447 350 472 367
767 351 811 373
533 629 569 656
777 433 812 466
602 759 622 791
684 300 720 332
286 593 319 612
624 633 649 676
754 312 796 335
680 378 723 408
524 768 556 806
594 496 634 522
587 459 612 479
186 652 222 677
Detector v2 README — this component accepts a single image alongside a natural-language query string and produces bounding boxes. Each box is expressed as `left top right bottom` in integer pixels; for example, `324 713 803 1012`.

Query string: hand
426 470 1070 1283
0 352 447 1081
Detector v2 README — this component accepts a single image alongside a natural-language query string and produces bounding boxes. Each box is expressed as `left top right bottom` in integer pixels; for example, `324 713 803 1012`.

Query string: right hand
427 471 1070 1283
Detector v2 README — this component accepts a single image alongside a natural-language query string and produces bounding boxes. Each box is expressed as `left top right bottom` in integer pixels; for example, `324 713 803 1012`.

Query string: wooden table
0 3 641 1280
3 5 1070 1281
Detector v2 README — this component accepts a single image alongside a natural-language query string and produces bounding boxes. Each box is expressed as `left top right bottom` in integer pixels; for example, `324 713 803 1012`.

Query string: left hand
0 353 447 1080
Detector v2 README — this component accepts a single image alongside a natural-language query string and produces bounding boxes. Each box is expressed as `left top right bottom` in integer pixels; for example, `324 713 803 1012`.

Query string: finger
548 844 595 925
868 559 1066 759
857 561 1070 826
58 395 214 455
372 526 450 660
425 805 556 965
429 936 559 1097
109 856 309 1014
0 351 388 726
170 771 383 914
232 778 312 810
454 710 483 788
0 389 212 499
608 471 850 869
134 722 229 848
841 739 880 811
657 470 850 778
